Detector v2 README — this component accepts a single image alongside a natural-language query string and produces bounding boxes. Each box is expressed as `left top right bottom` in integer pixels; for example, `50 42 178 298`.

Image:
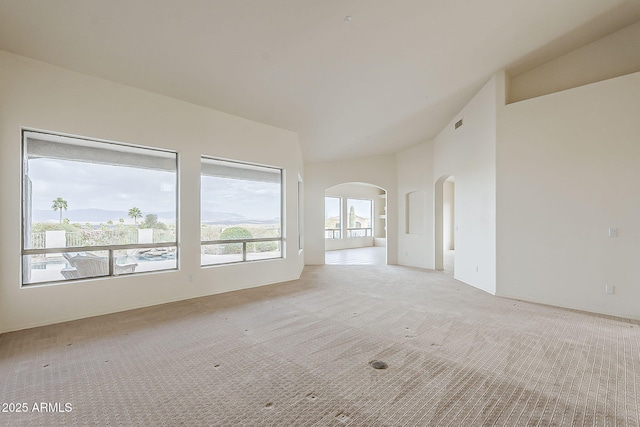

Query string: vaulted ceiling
1 0 639 163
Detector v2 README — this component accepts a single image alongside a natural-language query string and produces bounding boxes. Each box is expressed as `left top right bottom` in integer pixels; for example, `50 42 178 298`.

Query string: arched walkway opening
435 175 455 272
323 182 387 265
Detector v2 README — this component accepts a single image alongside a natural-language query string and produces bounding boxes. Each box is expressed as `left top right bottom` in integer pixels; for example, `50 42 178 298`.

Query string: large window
22 130 178 285
346 198 372 237
324 196 341 239
201 157 282 266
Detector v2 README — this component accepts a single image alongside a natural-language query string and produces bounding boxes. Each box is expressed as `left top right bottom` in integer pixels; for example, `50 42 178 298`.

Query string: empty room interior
1 1 639 425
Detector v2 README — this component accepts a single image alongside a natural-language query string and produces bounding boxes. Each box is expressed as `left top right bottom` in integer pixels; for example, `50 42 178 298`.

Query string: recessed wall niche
406 191 425 234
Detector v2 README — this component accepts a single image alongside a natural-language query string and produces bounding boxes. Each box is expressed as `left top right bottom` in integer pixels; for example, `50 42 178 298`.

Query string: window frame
200 156 284 266
324 196 342 239
346 197 373 238
21 129 179 286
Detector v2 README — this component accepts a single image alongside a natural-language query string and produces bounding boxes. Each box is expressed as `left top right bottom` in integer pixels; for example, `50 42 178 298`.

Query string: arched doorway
324 182 387 265
435 175 455 272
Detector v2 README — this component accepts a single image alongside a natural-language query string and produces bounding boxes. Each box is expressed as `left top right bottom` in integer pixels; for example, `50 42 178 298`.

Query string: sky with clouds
28 158 281 221
201 176 281 220
29 158 176 213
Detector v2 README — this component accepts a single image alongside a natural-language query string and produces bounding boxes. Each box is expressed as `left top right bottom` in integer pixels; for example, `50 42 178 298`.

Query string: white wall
396 76 498 294
443 180 455 251
304 155 397 265
509 21 640 103
396 142 434 269
433 76 497 293
374 192 387 240
395 66 640 320
0 50 304 333
324 183 382 251
497 71 640 320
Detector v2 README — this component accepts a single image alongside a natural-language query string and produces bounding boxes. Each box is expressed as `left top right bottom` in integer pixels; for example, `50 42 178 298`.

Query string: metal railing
324 229 341 239
325 228 372 238
29 229 176 249
347 228 372 238
201 237 283 263
22 242 177 284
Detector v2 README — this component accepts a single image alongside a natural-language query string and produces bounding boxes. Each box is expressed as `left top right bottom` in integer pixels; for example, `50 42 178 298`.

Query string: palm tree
52 197 68 224
128 207 142 225
349 206 356 229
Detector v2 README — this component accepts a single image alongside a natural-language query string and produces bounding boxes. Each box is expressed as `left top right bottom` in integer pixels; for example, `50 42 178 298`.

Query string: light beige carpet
1 265 638 426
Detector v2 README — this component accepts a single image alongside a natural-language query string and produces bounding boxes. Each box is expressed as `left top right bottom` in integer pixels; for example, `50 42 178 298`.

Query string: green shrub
220 227 253 254
219 227 253 240
255 241 278 252
32 222 78 233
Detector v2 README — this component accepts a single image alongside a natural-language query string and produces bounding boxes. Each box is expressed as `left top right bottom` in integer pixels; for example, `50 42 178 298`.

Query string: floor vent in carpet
370 360 388 369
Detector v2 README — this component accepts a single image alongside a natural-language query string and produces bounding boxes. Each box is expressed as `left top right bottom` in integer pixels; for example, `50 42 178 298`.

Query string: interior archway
435 175 455 272
323 182 387 265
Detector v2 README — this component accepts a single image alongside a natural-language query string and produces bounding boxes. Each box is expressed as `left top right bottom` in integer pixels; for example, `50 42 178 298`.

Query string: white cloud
29 158 176 212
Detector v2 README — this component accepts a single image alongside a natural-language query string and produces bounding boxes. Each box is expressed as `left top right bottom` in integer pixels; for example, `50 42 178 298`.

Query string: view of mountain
32 209 278 225
33 209 133 223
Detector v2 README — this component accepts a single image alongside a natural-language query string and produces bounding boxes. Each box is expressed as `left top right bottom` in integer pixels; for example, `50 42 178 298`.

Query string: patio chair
62 253 138 279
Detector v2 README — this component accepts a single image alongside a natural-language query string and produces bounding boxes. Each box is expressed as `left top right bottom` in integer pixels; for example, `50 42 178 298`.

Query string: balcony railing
347 228 372 238
325 228 372 238
201 237 282 265
324 229 341 239
29 229 175 249
22 242 177 285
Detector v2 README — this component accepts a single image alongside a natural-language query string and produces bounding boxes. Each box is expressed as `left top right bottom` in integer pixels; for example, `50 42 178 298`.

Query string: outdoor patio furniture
61 253 138 279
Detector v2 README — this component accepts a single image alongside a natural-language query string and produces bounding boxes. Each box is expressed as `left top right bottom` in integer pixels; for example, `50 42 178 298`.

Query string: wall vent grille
454 119 463 130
